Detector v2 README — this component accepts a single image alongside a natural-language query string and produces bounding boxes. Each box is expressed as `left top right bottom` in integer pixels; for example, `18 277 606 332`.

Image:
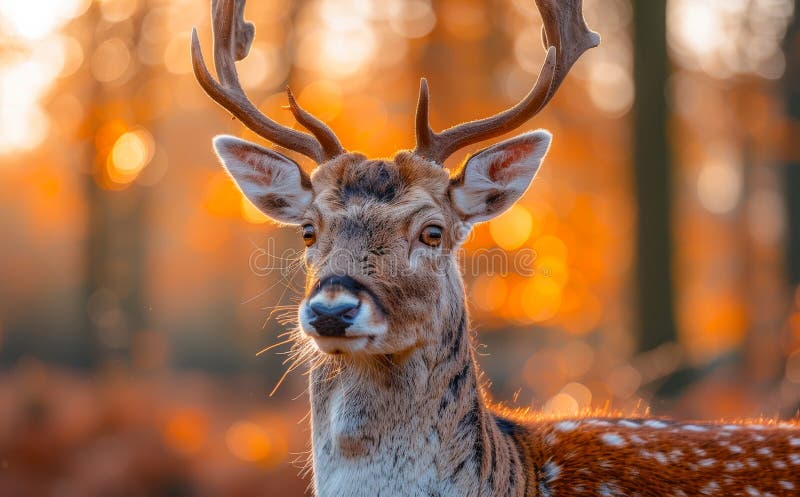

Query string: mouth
307 334 373 354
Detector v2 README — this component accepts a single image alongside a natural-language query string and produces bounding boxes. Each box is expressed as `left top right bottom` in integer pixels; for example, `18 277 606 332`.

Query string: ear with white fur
448 130 551 223
213 135 313 224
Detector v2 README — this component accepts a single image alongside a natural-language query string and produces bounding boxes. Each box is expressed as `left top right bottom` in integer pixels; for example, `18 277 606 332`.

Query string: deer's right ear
213 135 313 225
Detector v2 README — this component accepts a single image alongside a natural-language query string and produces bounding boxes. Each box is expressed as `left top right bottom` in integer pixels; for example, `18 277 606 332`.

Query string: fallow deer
192 0 800 495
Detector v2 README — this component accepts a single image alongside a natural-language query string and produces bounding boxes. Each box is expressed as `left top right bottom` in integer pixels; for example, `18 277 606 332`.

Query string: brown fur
213 139 800 496
500 415 800 496
304 152 460 355
299 152 800 497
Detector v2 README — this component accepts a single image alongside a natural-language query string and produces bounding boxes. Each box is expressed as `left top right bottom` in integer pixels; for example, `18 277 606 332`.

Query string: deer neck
308 295 521 497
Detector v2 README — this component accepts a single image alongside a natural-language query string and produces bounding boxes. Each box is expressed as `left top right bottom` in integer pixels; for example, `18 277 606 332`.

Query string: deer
191 0 800 495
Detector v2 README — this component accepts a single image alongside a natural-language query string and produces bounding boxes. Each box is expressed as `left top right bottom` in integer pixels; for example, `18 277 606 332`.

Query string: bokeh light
0 0 90 153
668 0 794 78
0 0 90 41
471 275 509 312
490 204 532 251
163 408 208 455
91 37 133 83
106 128 155 185
225 421 272 463
298 80 344 123
696 159 743 215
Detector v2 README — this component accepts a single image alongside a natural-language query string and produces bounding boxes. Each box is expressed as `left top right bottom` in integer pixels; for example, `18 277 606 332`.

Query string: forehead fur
310 151 450 208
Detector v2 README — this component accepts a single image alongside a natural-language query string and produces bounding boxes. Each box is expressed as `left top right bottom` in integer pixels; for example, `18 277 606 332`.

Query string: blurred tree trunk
77 4 103 369
83 4 150 368
631 0 677 352
784 0 800 288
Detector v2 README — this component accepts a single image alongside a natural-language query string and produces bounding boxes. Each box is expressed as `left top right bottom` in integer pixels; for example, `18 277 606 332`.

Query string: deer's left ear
449 130 551 223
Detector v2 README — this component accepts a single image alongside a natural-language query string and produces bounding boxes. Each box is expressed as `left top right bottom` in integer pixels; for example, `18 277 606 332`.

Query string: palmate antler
191 0 344 163
414 0 600 164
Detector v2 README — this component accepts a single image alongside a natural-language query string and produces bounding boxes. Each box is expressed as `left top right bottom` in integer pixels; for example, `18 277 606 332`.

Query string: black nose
309 302 359 320
308 299 359 337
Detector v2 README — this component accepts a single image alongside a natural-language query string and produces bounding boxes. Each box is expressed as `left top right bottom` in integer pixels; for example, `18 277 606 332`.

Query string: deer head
192 0 599 356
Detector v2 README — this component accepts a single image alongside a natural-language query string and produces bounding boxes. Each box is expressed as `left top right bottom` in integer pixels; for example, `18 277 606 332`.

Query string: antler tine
192 0 344 163
414 0 600 165
537 0 601 98
285 87 345 158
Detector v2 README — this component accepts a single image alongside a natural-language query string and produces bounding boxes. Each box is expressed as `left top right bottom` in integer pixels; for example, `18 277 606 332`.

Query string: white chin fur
310 336 370 354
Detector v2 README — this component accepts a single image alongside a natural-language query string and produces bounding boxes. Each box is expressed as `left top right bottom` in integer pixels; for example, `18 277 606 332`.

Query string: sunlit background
1 0 799 495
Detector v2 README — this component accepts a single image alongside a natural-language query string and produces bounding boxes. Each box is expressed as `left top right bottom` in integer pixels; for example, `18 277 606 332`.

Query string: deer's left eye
302 224 316 247
419 225 443 247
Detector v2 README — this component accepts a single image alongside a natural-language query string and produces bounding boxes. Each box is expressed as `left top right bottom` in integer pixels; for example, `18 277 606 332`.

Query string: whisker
269 363 297 397
266 328 322 397
255 338 295 356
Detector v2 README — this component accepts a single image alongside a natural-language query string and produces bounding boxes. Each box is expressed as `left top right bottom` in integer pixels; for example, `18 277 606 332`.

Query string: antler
414 0 600 165
191 0 344 163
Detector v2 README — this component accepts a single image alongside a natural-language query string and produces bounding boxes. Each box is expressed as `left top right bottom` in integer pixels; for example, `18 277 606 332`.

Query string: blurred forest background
1 0 800 495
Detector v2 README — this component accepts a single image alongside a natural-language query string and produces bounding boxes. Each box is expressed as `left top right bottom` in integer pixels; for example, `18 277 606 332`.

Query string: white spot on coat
543 461 561 481
601 433 626 447
701 481 720 495
725 461 744 471
539 462 561 497
555 421 579 432
598 482 622 497
682 424 707 432
630 434 646 445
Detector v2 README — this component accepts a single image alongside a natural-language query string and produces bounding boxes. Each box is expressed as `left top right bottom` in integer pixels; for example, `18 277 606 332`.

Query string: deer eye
419 225 443 247
302 224 316 247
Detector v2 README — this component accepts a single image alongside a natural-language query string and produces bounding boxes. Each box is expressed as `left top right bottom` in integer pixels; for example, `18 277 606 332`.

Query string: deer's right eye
302 224 316 247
